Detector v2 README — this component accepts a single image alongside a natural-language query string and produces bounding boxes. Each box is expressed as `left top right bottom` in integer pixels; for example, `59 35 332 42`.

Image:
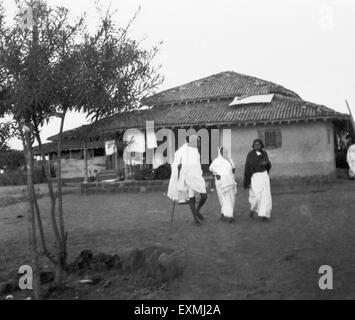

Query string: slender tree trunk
84 141 88 183
23 130 41 300
29 12 64 285
21 128 50 260
34 132 62 245
34 131 65 286
55 111 67 285
57 112 66 242
32 186 56 264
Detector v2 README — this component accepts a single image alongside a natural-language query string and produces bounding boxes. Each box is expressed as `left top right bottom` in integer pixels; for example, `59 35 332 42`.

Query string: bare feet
196 212 205 221
220 215 234 223
193 218 202 225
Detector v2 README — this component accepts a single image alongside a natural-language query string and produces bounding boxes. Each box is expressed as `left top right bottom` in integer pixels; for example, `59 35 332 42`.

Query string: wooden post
345 100 355 140
115 140 119 173
47 153 51 177
83 142 88 183
346 99 354 120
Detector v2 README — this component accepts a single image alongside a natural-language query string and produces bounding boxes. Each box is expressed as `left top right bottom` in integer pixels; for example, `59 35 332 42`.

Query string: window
258 129 282 149
265 131 277 147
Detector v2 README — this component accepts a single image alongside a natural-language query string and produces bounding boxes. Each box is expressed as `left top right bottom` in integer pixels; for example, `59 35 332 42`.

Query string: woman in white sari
209 147 237 223
243 139 272 221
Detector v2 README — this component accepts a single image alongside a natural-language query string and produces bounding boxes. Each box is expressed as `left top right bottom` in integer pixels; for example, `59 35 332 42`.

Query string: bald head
188 135 199 148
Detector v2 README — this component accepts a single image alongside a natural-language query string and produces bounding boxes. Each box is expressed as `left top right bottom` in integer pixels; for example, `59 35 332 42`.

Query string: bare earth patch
1 179 355 299
0 183 80 208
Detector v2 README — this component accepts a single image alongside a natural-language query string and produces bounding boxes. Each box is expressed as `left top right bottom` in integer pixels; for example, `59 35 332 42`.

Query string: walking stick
170 200 176 225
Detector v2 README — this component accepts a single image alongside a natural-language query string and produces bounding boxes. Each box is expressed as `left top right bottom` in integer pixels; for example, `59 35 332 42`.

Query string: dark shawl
243 150 271 189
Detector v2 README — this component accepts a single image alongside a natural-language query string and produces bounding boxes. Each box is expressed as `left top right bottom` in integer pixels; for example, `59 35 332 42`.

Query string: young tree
45 5 163 282
0 0 80 296
0 0 162 297
49 3 163 266
31 7 85 285
1 0 42 298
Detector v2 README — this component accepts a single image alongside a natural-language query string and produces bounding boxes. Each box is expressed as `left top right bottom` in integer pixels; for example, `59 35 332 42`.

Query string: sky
2 0 355 149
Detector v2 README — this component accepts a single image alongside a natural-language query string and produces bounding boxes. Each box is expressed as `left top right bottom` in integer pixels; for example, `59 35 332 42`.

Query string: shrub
0 168 46 186
0 149 25 171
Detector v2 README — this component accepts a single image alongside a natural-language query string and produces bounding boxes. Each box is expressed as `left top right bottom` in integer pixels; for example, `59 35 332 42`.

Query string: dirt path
1 180 355 299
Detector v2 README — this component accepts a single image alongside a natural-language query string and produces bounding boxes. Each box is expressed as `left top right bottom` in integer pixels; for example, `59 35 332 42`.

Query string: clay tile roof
48 94 348 143
97 94 348 130
142 71 301 106
47 72 350 143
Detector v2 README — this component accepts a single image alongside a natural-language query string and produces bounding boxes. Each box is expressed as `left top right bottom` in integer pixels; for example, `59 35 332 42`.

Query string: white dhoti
178 164 207 197
167 144 206 201
167 162 189 202
249 171 272 218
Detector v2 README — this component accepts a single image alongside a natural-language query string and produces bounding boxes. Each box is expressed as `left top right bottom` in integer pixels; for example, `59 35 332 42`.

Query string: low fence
81 177 215 194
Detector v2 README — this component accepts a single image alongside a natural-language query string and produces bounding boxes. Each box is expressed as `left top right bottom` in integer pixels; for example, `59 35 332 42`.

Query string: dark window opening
258 129 282 149
265 131 277 147
93 148 105 157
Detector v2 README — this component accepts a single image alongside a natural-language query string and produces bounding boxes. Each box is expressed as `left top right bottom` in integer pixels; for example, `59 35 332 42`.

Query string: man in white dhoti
167 142 189 204
243 139 272 221
347 144 355 179
209 147 237 223
167 135 207 224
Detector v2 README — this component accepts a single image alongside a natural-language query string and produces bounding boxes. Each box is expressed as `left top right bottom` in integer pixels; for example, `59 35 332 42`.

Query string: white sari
249 171 272 218
209 152 237 218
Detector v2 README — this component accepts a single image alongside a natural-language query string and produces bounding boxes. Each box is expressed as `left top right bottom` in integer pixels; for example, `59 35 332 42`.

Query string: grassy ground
1 179 355 299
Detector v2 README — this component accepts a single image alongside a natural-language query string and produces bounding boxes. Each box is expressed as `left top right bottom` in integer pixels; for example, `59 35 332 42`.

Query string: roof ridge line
144 71 235 99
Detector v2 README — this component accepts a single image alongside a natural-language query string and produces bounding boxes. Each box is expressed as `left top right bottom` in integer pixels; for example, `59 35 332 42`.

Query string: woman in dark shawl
243 139 272 221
